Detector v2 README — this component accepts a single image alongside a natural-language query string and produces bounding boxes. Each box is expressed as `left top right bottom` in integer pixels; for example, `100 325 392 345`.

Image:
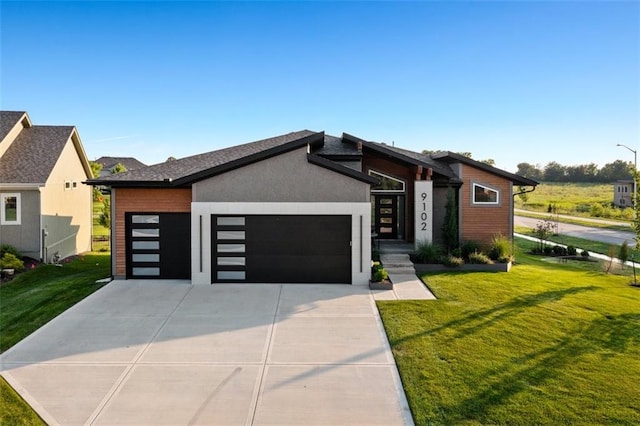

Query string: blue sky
1 1 638 173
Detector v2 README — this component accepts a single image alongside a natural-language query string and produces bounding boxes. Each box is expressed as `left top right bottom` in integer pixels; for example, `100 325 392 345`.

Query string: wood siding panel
459 164 512 246
362 155 416 241
114 188 191 276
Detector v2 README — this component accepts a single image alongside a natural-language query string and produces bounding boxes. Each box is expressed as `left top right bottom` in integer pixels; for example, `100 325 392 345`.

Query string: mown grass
378 240 640 425
514 225 629 259
0 253 111 352
0 253 110 424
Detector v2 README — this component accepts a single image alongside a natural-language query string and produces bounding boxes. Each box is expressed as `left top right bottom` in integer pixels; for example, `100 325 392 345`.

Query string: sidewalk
372 241 436 301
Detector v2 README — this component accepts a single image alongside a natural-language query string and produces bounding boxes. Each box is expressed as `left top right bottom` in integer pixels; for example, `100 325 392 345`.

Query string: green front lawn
0 253 111 352
378 241 640 425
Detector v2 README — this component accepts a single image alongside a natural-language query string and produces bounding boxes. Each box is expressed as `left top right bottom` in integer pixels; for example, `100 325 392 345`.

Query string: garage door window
129 214 161 277
214 216 247 281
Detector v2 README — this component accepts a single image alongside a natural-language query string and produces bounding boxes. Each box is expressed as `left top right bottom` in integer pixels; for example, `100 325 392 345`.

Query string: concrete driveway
1 281 413 425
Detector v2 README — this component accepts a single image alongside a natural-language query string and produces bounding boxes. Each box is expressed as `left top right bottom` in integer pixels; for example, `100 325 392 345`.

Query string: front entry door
375 195 398 239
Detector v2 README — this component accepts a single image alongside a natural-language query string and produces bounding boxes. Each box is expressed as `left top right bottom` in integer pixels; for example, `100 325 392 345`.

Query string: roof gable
0 125 76 184
0 111 30 143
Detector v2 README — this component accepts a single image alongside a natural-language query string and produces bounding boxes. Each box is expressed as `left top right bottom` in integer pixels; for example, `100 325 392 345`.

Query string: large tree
516 162 543 180
544 161 567 182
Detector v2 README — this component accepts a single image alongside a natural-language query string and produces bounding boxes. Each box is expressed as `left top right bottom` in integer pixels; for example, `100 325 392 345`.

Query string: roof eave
342 133 458 179
433 152 539 187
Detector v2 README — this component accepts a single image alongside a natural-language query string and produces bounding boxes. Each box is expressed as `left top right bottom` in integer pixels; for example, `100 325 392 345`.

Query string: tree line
516 160 632 183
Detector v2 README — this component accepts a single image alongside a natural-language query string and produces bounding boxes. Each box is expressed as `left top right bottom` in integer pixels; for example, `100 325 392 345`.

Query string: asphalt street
514 216 636 247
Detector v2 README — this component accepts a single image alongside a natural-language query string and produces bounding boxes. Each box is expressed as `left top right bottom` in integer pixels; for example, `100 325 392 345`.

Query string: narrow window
472 183 500 205
1 193 21 225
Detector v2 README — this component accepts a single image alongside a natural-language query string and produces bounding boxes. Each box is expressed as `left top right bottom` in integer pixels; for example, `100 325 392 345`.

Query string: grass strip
515 210 631 231
0 376 45 425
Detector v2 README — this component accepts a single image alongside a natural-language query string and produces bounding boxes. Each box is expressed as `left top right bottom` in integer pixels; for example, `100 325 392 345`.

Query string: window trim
368 170 406 193
472 182 500 206
1 193 21 225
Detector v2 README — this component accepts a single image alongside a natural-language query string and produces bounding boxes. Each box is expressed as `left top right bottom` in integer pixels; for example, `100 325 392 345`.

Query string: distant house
95 157 146 177
614 180 634 208
0 111 92 261
90 130 537 284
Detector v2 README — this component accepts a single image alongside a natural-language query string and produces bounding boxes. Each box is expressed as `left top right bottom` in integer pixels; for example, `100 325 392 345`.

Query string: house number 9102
420 192 428 230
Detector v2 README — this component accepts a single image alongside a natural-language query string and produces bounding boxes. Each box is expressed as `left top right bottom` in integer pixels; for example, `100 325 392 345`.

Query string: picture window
472 183 500 205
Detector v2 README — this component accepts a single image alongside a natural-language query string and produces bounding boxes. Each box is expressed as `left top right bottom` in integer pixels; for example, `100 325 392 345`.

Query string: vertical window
472 183 500 205
1 193 21 225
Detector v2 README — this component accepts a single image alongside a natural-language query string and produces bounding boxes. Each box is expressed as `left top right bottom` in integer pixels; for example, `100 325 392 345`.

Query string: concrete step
386 267 417 275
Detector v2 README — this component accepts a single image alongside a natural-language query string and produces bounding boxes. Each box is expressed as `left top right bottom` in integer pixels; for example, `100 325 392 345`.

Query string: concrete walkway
373 253 436 301
1 281 414 425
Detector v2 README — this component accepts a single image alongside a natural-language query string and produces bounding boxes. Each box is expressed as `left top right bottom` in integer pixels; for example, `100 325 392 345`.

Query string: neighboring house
0 111 93 261
90 131 537 285
613 180 634 208
95 156 146 177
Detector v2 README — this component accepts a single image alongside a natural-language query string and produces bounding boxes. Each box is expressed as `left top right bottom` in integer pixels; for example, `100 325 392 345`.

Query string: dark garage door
126 212 191 279
212 215 351 284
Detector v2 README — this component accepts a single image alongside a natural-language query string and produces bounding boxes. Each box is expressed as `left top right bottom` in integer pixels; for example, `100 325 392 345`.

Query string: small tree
533 218 554 253
516 186 530 205
619 241 629 268
99 198 111 229
111 163 127 174
441 188 458 254
90 161 103 178
632 167 640 247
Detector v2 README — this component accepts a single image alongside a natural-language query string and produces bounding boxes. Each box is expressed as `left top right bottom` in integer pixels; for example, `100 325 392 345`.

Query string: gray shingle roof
0 111 27 142
0 126 75 184
95 130 319 184
95 156 147 171
315 135 362 157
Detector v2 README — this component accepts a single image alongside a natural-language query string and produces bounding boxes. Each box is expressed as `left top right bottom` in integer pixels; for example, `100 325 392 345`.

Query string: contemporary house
0 111 93 261
613 180 634 208
89 131 537 285
95 156 147 177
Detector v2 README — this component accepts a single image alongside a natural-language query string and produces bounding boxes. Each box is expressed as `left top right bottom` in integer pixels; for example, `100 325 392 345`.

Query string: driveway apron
1 281 413 425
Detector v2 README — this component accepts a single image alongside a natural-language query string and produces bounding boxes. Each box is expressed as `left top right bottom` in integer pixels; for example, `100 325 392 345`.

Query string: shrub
460 240 481 259
567 245 577 256
468 251 493 265
619 241 629 265
442 255 464 267
372 268 389 282
0 253 24 270
581 249 590 258
414 240 441 264
451 247 462 258
489 234 511 260
552 245 568 256
371 261 383 274
543 246 553 255
0 244 21 259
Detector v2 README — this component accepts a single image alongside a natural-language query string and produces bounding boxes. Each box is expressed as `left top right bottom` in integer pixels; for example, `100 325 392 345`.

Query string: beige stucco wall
193 148 370 202
40 137 92 261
